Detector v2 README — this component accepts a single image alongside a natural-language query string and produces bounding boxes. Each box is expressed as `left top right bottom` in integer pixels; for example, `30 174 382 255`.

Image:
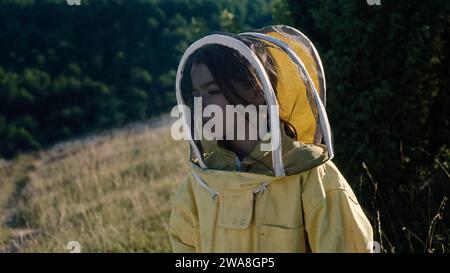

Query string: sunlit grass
0 119 189 252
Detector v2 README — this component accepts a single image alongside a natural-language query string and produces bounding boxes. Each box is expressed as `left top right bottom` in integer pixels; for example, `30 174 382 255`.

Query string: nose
201 97 215 124
202 96 211 108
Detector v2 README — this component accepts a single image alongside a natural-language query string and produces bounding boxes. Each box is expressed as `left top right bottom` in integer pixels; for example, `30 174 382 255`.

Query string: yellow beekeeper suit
169 126 373 252
169 25 373 253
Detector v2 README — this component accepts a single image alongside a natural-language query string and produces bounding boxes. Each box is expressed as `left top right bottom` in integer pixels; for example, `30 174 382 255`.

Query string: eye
208 89 221 96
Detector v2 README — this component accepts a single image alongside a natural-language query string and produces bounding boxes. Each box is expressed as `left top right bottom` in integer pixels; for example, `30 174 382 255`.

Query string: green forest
0 0 449 252
0 0 273 158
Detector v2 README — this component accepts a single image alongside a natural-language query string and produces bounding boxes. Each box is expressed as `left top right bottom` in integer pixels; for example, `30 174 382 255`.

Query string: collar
195 122 329 176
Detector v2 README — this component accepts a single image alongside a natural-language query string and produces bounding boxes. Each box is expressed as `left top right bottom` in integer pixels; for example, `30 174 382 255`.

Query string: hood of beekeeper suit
175 25 334 178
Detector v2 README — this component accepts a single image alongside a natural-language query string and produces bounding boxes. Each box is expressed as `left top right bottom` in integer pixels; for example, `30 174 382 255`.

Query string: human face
190 62 229 128
190 62 266 150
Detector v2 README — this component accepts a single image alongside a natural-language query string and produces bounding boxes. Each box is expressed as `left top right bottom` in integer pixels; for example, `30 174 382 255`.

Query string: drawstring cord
191 170 219 202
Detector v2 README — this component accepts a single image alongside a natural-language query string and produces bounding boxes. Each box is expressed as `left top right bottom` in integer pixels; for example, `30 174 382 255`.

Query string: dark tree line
0 0 272 157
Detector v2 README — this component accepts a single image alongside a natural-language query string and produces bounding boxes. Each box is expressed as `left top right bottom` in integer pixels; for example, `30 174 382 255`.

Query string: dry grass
0 118 189 252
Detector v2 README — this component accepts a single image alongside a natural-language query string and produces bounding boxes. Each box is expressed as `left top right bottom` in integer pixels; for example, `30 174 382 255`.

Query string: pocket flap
259 225 307 252
217 190 254 229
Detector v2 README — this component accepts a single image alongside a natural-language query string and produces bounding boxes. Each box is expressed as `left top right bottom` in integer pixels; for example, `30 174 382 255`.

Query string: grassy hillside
0 116 189 252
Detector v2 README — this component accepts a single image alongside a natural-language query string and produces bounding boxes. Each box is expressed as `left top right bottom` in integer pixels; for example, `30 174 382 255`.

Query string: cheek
215 96 230 124
206 95 230 132
204 95 228 112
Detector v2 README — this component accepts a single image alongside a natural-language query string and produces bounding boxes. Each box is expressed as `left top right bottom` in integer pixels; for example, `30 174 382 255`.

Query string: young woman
169 25 373 252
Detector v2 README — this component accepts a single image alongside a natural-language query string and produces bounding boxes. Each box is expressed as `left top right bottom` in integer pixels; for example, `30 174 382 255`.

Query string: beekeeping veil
175 25 333 177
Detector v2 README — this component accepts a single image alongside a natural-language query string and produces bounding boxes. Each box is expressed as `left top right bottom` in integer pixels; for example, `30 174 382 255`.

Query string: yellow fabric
169 160 373 252
263 29 323 144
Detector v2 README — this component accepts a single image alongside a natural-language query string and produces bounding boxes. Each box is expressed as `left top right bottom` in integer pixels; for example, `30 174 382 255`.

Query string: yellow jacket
170 25 373 253
169 128 373 252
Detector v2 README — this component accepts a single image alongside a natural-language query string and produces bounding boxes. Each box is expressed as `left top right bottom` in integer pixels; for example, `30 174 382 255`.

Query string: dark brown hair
181 34 297 139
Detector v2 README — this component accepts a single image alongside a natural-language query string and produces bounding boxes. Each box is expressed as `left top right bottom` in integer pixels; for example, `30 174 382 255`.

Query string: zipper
253 181 270 200
192 165 271 204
